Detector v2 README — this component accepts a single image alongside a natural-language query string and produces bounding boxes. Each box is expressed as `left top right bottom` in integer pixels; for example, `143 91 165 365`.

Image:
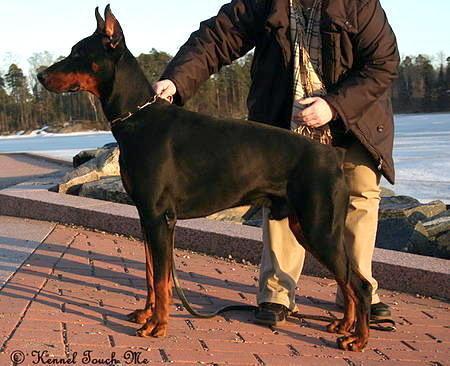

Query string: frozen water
384 113 450 203
0 131 114 158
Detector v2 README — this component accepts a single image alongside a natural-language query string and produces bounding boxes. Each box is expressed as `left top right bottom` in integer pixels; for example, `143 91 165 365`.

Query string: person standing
153 0 399 325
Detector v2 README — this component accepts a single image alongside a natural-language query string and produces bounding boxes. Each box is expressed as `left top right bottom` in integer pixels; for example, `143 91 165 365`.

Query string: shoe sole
370 314 392 321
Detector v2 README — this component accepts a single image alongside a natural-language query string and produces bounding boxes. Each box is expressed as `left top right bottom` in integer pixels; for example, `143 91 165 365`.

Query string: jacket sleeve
160 0 262 105
323 0 400 127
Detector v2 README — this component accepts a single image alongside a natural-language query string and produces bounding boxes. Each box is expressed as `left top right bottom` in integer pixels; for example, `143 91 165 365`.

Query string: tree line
0 49 449 134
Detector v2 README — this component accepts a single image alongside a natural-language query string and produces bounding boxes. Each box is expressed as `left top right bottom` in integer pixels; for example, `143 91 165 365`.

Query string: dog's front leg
128 241 154 324
136 213 175 338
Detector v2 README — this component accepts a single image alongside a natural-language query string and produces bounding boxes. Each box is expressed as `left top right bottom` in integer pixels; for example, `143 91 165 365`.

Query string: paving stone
0 218 448 365
164 349 258 364
260 355 348 366
0 216 56 286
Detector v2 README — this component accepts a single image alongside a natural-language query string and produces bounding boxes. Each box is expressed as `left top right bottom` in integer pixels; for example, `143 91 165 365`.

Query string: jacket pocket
369 100 394 147
355 99 393 159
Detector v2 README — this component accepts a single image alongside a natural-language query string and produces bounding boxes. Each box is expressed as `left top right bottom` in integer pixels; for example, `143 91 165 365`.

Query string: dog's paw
337 335 368 352
136 319 168 338
327 319 354 335
127 309 152 324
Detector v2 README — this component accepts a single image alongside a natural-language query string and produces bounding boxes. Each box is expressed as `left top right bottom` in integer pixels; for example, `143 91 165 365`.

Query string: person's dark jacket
161 0 400 183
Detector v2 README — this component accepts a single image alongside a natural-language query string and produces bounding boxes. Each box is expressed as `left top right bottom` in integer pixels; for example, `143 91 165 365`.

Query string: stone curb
6 152 73 167
0 181 448 300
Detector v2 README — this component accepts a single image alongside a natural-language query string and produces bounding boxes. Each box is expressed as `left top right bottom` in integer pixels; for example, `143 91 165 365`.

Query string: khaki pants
257 141 381 310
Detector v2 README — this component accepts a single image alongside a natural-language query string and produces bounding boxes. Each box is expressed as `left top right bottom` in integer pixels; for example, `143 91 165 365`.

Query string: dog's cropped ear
104 4 124 49
95 6 105 34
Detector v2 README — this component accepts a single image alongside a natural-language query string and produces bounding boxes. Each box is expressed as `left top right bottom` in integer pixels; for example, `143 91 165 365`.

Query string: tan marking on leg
128 243 154 324
327 281 356 335
337 279 370 351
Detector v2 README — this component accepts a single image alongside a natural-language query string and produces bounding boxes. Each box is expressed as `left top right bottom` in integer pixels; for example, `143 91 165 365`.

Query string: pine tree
0 73 10 132
5 64 32 130
137 49 172 83
436 60 449 110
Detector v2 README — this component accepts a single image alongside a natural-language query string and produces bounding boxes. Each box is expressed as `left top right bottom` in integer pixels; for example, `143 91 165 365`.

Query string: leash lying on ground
172 262 258 318
172 260 396 332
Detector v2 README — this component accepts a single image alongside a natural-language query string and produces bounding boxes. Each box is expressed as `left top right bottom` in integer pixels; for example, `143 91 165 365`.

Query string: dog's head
37 5 125 97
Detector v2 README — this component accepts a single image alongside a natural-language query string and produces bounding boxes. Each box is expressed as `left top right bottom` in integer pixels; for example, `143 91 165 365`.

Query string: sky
0 0 449 75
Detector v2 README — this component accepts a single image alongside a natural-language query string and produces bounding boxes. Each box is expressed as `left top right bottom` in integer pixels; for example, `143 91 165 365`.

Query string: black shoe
254 302 289 326
371 302 391 320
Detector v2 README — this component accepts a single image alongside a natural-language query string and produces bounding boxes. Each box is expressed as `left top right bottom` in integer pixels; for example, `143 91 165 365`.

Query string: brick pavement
0 219 448 365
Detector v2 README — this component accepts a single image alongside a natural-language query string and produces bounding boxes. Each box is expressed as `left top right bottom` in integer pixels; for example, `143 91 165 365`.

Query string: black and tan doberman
38 6 372 351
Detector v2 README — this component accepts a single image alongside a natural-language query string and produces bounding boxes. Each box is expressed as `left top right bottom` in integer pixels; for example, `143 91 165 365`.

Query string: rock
379 195 420 214
73 142 118 168
73 148 100 168
243 207 263 227
57 147 120 193
207 207 249 223
421 210 450 258
377 203 450 259
379 196 447 223
380 186 395 197
422 214 450 237
376 218 432 254
103 142 119 149
207 206 263 227
79 176 133 205
424 209 450 222
436 232 450 259
377 196 447 256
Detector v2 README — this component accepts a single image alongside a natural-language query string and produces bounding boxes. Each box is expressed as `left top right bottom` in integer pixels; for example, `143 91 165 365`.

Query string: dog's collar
110 95 158 127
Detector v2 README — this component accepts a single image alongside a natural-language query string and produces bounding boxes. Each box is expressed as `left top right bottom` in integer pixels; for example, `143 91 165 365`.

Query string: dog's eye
71 49 83 58
91 62 101 73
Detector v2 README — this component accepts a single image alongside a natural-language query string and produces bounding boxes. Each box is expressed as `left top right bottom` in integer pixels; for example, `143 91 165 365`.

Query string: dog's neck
101 49 156 122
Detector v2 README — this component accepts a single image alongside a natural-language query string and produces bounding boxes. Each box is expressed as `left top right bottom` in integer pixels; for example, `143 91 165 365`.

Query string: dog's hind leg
136 210 175 338
327 280 356 335
336 270 372 351
288 216 357 336
288 213 371 351
128 228 155 324
287 170 371 351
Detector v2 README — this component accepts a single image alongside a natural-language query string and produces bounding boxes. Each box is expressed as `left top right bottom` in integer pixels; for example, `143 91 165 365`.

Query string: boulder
379 196 447 222
206 206 264 227
57 147 120 193
436 232 450 259
73 142 118 168
377 197 449 259
421 210 450 259
207 207 249 223
380 186 395 197
73 148 100 168
376 218 432 254
243 206 263 227
422 213 450 237
79 176 133 205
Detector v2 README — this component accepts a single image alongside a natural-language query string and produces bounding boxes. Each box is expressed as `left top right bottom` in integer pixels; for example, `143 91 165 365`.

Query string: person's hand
293 97 334 128
152 79 176 103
